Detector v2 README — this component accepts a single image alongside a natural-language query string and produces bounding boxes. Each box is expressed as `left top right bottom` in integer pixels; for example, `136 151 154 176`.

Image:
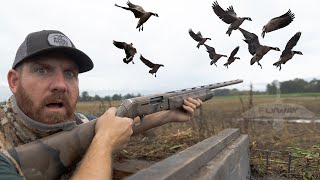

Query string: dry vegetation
76 94 320 179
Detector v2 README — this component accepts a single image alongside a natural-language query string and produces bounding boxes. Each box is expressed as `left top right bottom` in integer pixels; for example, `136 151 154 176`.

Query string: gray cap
13 30 94 73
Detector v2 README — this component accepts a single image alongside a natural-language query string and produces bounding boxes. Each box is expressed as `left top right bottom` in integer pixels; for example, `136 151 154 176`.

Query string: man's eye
36 68 47 74
65 71 75 78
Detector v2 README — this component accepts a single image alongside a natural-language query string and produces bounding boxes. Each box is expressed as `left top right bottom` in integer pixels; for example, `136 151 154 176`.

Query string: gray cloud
0 0 319 101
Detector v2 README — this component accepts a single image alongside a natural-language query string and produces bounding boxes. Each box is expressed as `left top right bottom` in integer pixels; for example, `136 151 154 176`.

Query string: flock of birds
113 1 303 77
113 1 162 77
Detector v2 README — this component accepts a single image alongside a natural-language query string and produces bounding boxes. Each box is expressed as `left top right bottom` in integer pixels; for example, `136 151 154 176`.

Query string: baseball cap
13 30 94 73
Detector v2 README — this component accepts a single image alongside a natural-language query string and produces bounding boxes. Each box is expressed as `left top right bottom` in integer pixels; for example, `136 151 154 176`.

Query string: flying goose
273 32 302 71
238 28 260 55
204 44 227 67
212 1 252 36
224 46 240 68
188 29 211 48
262 9 295 38
115 1 159 31
140 54 164 77
238 28 281 69
113 40 137 64
250 45 280 69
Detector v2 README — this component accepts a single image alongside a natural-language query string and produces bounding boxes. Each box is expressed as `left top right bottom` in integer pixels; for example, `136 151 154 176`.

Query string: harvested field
76 94 320 179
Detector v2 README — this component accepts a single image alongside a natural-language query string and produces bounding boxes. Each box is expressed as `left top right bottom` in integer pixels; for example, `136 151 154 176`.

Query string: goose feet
138 25 144 32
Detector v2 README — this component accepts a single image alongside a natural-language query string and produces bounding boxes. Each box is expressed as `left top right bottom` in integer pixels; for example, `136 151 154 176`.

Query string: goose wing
188 29 203 42
230 46 240 57
140 54 155 68
212 1 237 24
239 28 260 55
238 28 258 41
204 44 216 53
244 39 260 56
113 40 126 49
127 1 145 17
281 32 301 57
264 9 295 32
226 6 237 18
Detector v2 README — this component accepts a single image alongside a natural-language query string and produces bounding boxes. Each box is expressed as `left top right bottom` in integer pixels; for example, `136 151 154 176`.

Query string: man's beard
15 85 77 124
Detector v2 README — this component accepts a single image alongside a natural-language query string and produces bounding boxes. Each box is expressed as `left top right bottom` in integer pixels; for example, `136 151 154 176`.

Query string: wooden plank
113 159 157 180
188 134 250 180
125 128 240 180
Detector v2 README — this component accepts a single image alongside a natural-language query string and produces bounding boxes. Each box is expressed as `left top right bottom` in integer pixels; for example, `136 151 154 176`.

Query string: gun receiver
7 79 243 180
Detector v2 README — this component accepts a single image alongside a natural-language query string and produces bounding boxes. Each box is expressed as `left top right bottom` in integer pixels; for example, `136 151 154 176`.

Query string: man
0 30 202 179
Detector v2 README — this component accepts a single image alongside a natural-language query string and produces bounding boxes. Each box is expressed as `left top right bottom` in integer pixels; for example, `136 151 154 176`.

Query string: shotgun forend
7 79 243 180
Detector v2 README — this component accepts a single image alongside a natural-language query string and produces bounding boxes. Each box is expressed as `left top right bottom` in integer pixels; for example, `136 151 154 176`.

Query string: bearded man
0 30 202 179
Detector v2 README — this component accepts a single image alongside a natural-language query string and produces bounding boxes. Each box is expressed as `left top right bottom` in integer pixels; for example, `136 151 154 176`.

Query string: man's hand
95 107 133 152
73 108 133 179
168 97 203 122
130 97 203 136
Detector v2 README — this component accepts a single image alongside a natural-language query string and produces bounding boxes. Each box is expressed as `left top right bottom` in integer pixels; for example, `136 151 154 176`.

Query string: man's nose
50 71 67 92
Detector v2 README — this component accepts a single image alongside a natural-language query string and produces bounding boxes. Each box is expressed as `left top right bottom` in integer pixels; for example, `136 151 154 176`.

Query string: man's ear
7 69 20 93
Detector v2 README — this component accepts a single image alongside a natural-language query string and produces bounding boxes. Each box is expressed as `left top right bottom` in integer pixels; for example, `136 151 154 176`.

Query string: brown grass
76 95 320 178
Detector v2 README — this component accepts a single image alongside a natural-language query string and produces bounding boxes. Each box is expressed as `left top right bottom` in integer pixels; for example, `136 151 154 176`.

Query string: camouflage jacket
0 96 95 179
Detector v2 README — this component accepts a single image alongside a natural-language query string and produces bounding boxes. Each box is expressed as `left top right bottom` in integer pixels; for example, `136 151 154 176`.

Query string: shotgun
8 79 243 180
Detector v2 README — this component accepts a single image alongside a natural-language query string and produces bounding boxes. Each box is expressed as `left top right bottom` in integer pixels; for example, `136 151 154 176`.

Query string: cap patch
47 33 73 47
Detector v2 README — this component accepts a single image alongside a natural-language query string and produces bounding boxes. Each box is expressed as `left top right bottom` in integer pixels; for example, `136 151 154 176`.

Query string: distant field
213 92 320 99
76 93 320 178
76 93 320 117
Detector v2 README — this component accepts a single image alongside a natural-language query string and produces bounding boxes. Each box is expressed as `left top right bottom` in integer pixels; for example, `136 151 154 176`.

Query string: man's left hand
168 97 203 122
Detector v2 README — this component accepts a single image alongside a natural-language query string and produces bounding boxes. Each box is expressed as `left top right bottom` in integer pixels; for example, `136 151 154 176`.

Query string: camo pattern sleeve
0 150 24 180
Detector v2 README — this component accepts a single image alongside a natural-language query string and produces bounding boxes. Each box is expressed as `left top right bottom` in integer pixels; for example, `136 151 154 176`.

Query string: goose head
261 26 267 38
151 12 159 17
293 51 303 55
271 47 280 51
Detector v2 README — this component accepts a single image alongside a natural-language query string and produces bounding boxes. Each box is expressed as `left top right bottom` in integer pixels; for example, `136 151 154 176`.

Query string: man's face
13 52 79 124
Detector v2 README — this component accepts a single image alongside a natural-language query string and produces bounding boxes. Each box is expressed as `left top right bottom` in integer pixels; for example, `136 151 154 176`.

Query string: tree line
79 91 141 101
79 87 260 101
77 78 320 101
266 78 320 94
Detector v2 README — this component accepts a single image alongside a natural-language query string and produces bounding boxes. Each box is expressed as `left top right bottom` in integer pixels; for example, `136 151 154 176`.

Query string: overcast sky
0 0 319 101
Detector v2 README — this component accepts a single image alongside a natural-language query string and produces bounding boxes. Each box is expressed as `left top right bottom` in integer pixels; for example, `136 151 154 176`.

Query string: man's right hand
94 107 133 152
73 108 133 179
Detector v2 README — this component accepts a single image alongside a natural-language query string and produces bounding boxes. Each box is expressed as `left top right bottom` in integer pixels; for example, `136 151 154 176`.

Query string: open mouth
46 102 64 108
